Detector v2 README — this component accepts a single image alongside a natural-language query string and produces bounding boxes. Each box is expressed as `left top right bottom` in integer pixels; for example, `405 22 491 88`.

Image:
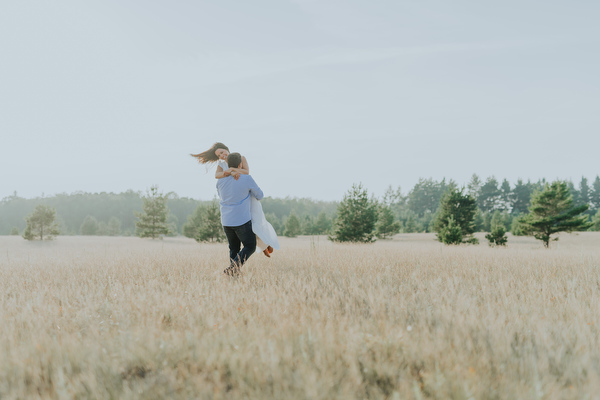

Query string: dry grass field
1 232 600 400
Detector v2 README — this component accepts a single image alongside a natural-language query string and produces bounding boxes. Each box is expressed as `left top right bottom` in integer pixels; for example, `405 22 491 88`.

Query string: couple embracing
192 142 280 276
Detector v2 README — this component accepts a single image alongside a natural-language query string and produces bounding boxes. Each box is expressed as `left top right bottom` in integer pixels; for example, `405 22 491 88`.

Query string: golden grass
1 233 600 399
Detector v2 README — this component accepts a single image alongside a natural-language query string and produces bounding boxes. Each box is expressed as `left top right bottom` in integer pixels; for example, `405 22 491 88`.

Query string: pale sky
2 1 599 201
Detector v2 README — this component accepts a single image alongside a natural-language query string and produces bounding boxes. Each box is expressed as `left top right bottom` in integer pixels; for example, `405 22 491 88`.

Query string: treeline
386 175 600 234
0 191 337 236
2 174 599 237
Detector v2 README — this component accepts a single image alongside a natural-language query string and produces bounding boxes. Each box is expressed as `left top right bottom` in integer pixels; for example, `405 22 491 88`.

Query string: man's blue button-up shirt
216 175 264 227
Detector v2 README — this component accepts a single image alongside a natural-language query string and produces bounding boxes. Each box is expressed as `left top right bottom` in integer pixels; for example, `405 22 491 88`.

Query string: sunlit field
1 233 600 399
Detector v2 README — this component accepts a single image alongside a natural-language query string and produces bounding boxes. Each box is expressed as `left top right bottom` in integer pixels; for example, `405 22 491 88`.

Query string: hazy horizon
2 1 599 202
3 172 599 202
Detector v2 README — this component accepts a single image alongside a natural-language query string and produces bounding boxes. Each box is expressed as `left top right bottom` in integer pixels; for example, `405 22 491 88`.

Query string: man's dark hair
227 152 242 168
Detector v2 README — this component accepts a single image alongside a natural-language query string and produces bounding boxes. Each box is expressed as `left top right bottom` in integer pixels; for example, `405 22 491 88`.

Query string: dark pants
223 220 256 274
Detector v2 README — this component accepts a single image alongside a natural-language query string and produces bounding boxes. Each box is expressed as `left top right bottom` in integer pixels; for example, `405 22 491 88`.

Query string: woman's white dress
218 161 280 251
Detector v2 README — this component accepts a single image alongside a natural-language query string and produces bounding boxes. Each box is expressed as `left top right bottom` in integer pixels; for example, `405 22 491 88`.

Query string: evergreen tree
519 181 592 248
579 176 591 207
265 213 283 235
486 211 508 246
511 179 532 215
97 221 108 236
22 205 60 241
183 202 224 242
500 179 512 211
196 201 224 242
490 210 512 231
566 181 580 208
284 211 301 237
407 178 450 217
80 215 99 235
473 209 485 232
107 217 122 236
376 205 401 239
436 215 464 245
301 215 316 235
591 209 600 232
591 176 600 211
10 227 19 235
382 185 405 206
490 211 502 231
314 211 332 235
481 211 492 232
404 214 418 233
330 183 378 243
510 217 527 236
183 205 205 239
485 225 508 247
478 176 502 212
135 185 171 239
166 214 179 237
467 174 482 199
433 187 478 245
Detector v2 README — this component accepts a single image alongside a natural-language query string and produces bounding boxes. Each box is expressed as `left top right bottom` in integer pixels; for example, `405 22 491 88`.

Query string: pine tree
97 221 109 236
490 210 512 231
511 179 532 215
591 176 600 211
467 174 482 199
182 202 224 242
10 227 19 235
80 215 99 235
579 176 591 208
473 209 484 232
302 215 316 235
314 212 332 235
382 185 405 206
500 179 512 211
519 181 592 248
436 215 464 245
183 205 205 239
567 181 580 208
196 201 224 242
404 214 418 233
590 209 600 232
107 217 122 236
481 211 492 232
510 217 527 236
486 212 508 246
407 178 449 217
376 205 401 239
22 205 60 241
433 187 478 245
265 213 283 235
485 225 508 247
284 211 301 237
478 176 502 212
329 183 378 243
166 215 179 237
135 185 171 239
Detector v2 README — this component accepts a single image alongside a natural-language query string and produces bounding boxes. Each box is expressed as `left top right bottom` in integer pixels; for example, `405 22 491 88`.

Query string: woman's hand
231 171 241 180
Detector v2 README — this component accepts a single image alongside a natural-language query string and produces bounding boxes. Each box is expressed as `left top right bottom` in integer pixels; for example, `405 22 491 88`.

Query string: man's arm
247 176 263 200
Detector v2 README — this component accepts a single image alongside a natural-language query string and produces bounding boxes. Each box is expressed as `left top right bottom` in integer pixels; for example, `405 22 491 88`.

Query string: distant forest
0 190 337 236
2 174 599 236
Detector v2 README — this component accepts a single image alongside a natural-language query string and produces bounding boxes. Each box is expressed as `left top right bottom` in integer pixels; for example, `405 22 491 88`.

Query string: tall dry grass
1 233 599 399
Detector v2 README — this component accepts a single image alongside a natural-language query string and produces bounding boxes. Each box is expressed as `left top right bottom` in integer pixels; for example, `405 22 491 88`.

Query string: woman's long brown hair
191 142 229 164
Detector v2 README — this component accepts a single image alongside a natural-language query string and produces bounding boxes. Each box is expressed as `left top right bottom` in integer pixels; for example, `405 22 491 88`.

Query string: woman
191 143 279 257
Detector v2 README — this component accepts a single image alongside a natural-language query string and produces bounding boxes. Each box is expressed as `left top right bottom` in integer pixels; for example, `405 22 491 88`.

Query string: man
216 152 264 275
